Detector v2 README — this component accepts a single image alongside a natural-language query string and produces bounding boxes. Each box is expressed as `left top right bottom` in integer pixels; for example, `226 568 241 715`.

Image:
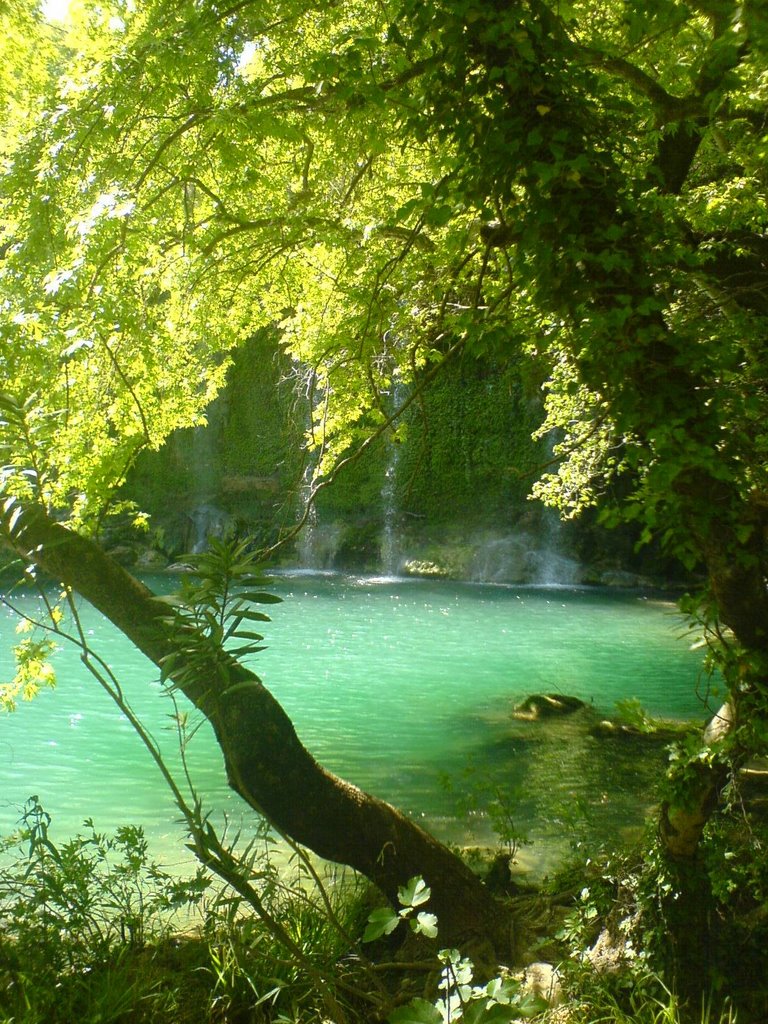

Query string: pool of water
1 573 715 872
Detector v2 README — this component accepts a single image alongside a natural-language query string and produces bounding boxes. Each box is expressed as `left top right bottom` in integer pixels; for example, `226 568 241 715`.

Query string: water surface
1 574 715 872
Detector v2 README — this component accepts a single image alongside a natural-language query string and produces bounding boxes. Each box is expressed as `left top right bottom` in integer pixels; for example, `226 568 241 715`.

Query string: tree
2 0 767 984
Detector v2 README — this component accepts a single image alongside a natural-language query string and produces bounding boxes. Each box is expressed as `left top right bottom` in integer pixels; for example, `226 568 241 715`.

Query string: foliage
1 0 768 1005
198 852 372 1024
0 0 764 641
0 799 374 1024
441 767 531 862
157 535 281 693
392 356 541 528
387 952 547 1024
0 797 209 1022
1 0 764 668
126 328 308 550
363 880 547 1023
363 875 438 943
0 628 58 710
0 797 208 961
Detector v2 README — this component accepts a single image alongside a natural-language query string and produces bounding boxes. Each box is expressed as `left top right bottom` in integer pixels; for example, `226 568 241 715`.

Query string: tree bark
1 501 514 959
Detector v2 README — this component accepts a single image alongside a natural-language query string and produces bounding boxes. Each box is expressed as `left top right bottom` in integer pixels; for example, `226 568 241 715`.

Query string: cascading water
183 400 230 553
468 426 581 585
380 443 401 575
533 431 580 585
379 382 407 575
293 364 340 569
296 463 320 567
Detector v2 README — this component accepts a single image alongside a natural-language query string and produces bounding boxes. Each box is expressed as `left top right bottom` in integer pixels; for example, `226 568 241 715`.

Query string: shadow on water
394 708 679 876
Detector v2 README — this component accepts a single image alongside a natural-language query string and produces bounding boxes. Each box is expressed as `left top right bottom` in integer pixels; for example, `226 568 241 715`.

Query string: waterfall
379 382 407 575
189 504 232 554
184 400 230 553
533 510 579 585
380 445 401 574
296 458 320 567
294 365 341 570
532 432 580 585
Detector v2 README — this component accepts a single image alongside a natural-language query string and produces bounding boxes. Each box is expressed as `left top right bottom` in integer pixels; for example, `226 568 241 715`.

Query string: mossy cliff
122 335 685 585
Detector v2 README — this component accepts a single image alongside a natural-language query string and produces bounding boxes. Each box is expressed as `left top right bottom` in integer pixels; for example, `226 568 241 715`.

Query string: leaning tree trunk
1 501 514 959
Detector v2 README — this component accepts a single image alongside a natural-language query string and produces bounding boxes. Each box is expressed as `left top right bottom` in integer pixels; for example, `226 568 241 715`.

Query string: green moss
395 355 542 528
123 344 549 561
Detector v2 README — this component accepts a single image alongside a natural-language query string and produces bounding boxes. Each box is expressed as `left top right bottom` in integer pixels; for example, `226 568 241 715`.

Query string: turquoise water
1 573 715 871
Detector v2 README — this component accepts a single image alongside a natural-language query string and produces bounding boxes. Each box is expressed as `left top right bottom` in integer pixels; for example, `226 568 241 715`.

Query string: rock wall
120 334 688 586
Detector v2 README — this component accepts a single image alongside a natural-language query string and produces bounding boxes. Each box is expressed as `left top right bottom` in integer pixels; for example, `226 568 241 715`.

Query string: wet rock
513 694 586 720
135 548 169 570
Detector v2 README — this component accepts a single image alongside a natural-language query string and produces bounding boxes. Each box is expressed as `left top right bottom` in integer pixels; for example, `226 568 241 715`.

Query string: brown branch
579 48 702 124
135 111 211 192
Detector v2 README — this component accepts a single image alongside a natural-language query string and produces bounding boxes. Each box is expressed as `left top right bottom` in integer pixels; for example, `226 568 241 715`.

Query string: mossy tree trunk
1 501 514 960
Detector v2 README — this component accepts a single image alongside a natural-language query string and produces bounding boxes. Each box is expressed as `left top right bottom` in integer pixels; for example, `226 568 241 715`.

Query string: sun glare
41 0 71 22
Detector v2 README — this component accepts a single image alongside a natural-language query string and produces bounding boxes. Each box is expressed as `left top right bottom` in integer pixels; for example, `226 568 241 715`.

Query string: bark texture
1 502 514 959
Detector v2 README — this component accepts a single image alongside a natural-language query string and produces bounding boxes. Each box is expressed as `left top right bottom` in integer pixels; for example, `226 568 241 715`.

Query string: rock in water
513 693 586 720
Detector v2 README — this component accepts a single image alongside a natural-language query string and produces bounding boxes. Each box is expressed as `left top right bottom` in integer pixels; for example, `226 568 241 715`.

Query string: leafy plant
157 536 282 694
614 698 657 735
363 875 438 942
0 797 208 965
363 881 546 1023
441 768 530 862
0 798 209 1023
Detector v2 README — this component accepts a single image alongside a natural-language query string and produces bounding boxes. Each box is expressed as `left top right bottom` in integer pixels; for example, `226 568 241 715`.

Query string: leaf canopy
0 0 766 621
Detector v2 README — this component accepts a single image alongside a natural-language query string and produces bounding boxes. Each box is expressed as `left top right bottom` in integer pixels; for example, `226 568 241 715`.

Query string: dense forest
1 0 767 1022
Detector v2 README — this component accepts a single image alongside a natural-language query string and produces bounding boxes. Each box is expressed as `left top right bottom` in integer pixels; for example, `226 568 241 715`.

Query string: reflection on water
1 574 712 873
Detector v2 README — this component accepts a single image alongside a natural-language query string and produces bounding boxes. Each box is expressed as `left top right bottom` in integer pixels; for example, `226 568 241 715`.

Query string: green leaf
236 591 283 604
514 993 549 1018
466 1004 517 1023
412 911 438 938
393 197 421 223
228 644 266 658
423 204 453 227
235 609 274 623
229 630 265 642
362 906 400 942
232 591 282 604
398 875 431 908
387 998 442 1024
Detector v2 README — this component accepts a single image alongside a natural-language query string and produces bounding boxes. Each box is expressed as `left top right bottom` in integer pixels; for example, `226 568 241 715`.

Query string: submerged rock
513 694 587 720
590 717 696 742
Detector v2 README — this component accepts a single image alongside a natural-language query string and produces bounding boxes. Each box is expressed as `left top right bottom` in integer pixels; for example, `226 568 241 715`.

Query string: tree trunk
1 501 514 959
